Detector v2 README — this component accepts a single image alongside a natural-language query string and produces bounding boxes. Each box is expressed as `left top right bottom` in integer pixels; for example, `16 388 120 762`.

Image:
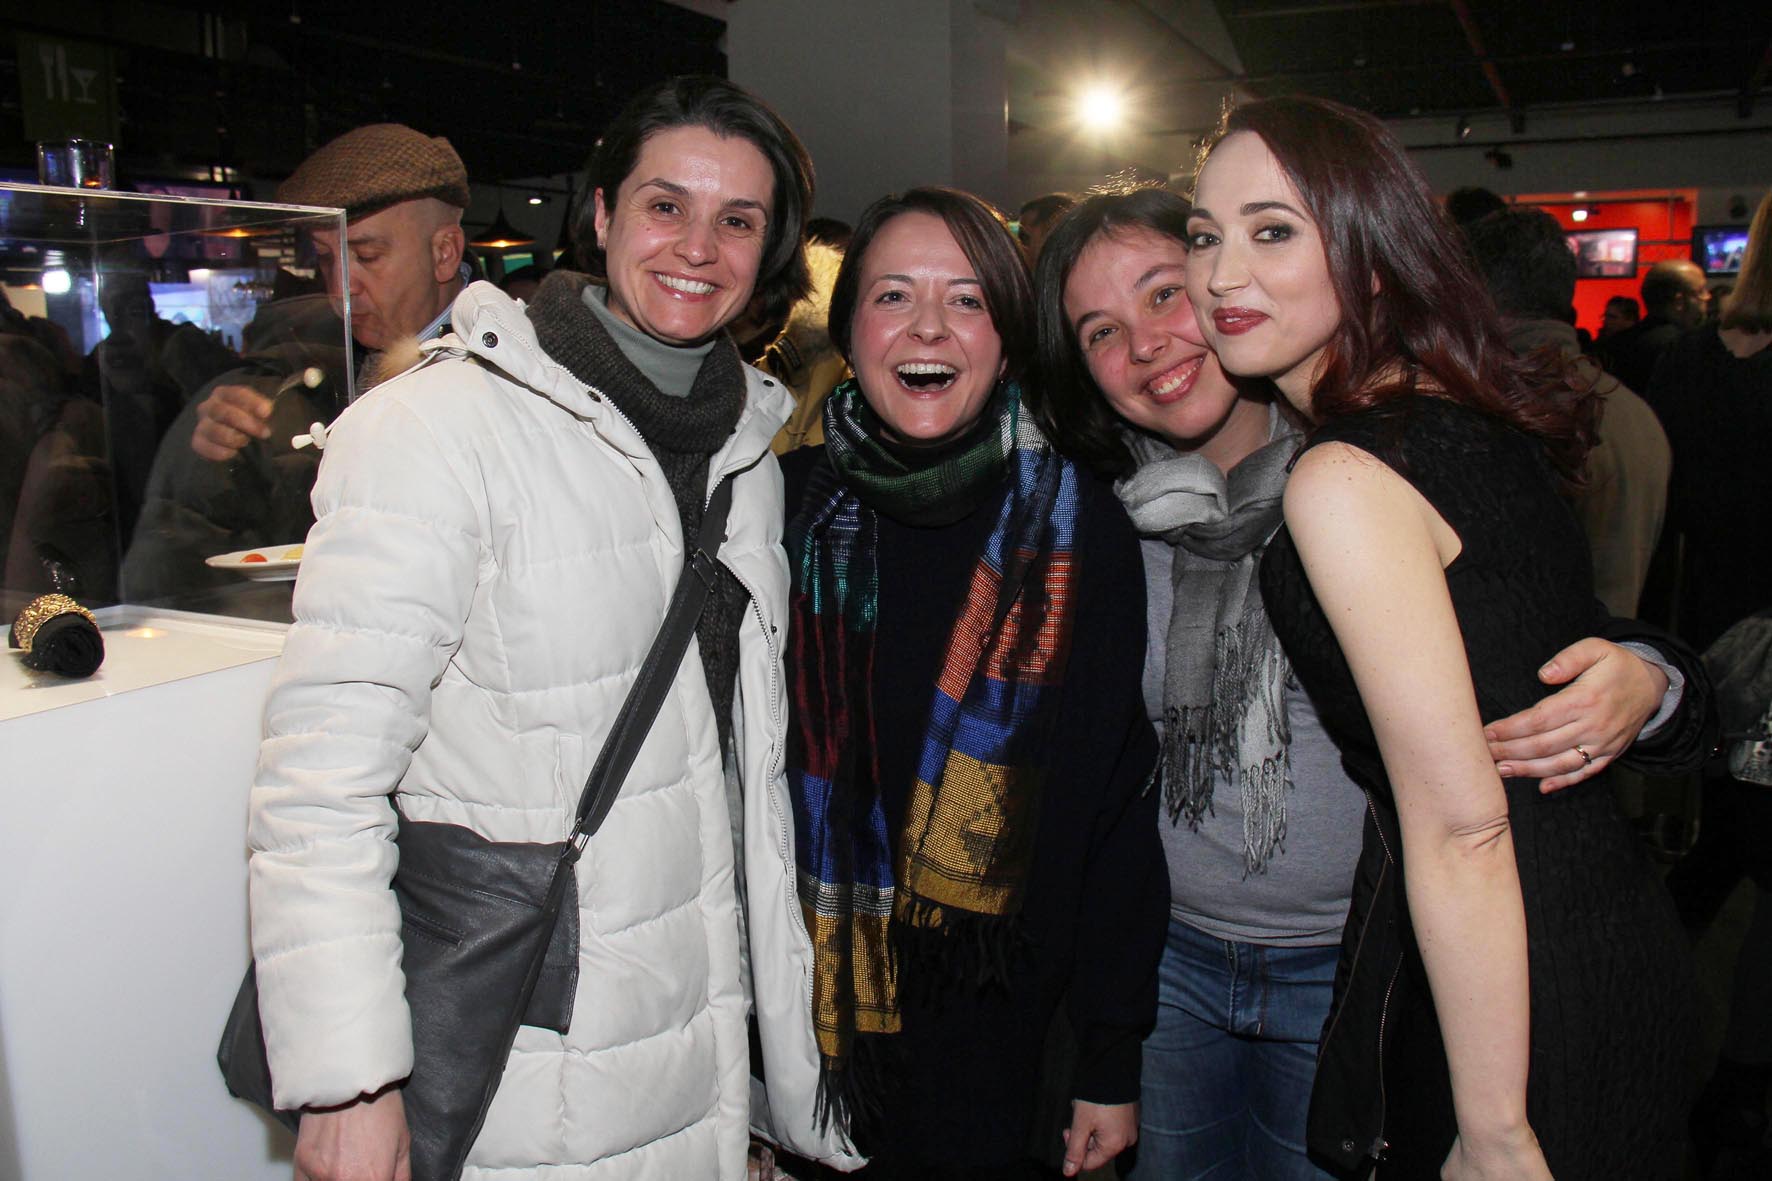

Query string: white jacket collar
427 280 791 478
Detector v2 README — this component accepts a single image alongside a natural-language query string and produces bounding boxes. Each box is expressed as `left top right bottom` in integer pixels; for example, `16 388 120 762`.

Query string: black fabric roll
10 608 105 677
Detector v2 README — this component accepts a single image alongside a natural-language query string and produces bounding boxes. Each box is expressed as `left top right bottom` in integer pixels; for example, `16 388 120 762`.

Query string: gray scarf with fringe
1115 406 1300 872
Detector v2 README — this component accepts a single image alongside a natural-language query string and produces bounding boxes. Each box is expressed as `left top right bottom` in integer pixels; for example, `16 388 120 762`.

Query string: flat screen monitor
1693 225 1749 276
1566 228 1638 279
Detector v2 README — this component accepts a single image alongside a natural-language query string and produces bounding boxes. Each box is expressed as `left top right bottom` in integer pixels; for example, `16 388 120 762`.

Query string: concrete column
949 0 1014 210
715 0 971 220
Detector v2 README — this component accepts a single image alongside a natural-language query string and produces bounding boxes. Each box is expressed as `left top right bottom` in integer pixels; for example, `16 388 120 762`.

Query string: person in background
1189 96 1710 1179
1597 258 1711 402
1657 194 1772 1174
120 125 471 611
1016 192 1077 262
1444 184 1507 228
763 225 848 454
1599 294 1641 339
1708 283 1734 326
190 123 472 463
84 270 238 539
1465 207 1671 618
497 263 549 303
780 186 1165 1180
806 216 854 252
0 333 101 611
244 75 858 1181
1033 184 1706 1181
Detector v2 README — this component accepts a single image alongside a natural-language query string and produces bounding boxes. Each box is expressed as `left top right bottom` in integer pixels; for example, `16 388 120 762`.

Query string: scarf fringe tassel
1162 610 1294 874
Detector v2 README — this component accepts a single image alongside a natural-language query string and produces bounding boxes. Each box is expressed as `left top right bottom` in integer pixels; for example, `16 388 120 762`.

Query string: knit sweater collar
525 270 742 457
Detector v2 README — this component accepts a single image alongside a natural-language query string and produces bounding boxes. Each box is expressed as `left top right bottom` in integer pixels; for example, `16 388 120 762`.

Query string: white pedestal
0 611 293 1179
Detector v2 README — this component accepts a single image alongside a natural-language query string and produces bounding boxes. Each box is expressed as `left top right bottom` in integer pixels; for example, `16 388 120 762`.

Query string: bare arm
1284 443 1549 1178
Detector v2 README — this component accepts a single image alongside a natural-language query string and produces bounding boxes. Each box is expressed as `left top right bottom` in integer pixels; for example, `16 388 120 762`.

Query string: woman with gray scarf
1031 188 1695 1181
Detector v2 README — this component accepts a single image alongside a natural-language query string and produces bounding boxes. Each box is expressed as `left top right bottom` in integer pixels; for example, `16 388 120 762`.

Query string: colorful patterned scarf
785 377 1080 1134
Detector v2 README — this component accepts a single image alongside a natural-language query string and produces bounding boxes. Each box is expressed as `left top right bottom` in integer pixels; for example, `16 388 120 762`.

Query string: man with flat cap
190 123 473 461
119 125 471 610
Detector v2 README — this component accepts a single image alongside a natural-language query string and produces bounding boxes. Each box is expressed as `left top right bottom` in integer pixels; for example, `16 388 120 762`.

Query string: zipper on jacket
1365 790 1399 1162
1372 958 1399 1161
726 560 815 1005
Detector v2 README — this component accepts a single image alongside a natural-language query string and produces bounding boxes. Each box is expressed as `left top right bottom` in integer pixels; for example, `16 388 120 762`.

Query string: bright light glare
1077 86 1125 131
1571 208 1590 222
41 268 70 295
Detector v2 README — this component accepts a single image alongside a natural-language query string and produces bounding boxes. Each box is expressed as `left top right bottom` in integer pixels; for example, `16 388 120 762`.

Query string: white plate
205 545 305 581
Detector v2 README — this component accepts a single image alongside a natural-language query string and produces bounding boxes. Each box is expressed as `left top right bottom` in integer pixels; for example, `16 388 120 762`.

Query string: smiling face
1186 131 1343 416
1064 224 1269 470
849 211 1006 445
593 124 774 346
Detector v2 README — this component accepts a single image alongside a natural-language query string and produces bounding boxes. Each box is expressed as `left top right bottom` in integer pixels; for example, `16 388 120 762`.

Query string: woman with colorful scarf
1031 186 1710 1181
779 187 1167 1181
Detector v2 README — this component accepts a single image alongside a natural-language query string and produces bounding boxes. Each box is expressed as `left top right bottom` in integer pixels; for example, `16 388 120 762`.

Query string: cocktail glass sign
17 34 119 144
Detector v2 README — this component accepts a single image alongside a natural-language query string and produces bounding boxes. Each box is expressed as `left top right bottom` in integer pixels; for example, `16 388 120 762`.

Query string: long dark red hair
1196 96 1598 479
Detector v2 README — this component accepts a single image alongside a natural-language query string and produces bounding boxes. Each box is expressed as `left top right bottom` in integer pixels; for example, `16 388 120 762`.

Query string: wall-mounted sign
18 34 119 144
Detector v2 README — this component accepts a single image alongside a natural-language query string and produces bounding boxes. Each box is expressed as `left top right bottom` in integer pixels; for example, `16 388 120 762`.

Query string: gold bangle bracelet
9 593 97 654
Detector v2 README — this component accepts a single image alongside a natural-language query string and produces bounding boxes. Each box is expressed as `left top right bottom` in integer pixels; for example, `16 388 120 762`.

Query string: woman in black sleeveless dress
1184 97 1708 1179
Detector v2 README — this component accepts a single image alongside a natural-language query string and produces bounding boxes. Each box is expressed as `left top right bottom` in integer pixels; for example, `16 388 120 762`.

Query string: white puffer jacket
247 282 861 1178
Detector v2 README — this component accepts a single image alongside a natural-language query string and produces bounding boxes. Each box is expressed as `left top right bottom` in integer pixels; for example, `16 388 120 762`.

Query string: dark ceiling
1198 0 1769 118
3 1 1769 195
1 0 726 193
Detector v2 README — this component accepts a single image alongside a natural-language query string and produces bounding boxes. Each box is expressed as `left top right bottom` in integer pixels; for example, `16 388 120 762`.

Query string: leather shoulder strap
569 472 738 846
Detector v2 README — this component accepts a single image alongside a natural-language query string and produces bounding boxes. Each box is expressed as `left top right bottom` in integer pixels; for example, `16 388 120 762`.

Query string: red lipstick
1212 307 1269 335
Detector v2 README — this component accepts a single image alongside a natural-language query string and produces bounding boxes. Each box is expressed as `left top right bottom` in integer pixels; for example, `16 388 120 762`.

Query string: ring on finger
1573 744 1593 767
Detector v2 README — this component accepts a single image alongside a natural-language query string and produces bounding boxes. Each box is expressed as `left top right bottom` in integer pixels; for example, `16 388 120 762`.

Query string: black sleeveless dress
1258 396 1693 1179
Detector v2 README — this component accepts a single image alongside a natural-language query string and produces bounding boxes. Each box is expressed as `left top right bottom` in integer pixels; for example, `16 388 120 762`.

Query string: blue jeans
1121 918 1339 1180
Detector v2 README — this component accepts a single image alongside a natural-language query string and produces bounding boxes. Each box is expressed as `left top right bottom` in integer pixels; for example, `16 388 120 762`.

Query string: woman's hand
293 1085 411 1181
1441 1125 1554 1180
1485 637 1668 792
1061 1100 1138 1176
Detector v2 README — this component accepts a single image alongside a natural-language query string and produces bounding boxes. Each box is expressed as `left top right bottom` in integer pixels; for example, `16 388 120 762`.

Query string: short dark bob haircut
1031 185 1193 480
1463 206 1579 323
576 75 815 322
828 187 1036 385
1194 96 1597 480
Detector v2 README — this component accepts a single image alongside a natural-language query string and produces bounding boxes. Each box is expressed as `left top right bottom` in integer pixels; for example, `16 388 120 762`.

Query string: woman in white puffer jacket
247 77 861 1181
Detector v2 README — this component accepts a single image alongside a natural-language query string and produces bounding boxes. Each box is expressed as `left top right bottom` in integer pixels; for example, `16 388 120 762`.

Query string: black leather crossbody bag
219 474 739 1181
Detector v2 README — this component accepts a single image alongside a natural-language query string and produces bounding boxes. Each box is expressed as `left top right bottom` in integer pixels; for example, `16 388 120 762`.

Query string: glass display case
1 185 344 1177
0 183 351 631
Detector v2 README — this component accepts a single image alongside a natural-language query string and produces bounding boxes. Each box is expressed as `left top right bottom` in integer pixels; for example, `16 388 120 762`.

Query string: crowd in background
4 72 1770 1181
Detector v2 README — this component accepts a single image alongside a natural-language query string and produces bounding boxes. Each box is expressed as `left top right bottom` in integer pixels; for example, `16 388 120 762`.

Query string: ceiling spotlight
1076 85 1125 132
1571 208 1590 222
1456 116 1471 140
527 195 546 206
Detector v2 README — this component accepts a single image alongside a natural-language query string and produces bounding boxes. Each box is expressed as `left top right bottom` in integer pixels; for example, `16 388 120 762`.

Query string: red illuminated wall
1514 190 1697 338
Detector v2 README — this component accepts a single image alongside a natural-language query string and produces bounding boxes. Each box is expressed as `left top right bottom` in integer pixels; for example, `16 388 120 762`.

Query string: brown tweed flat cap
276 123 470 219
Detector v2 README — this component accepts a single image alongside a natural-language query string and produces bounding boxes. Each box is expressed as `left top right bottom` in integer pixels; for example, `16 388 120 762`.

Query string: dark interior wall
0 0 728 193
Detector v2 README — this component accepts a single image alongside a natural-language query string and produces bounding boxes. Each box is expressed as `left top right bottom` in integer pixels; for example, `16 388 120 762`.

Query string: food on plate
281 546 304 560
241 552 268 563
